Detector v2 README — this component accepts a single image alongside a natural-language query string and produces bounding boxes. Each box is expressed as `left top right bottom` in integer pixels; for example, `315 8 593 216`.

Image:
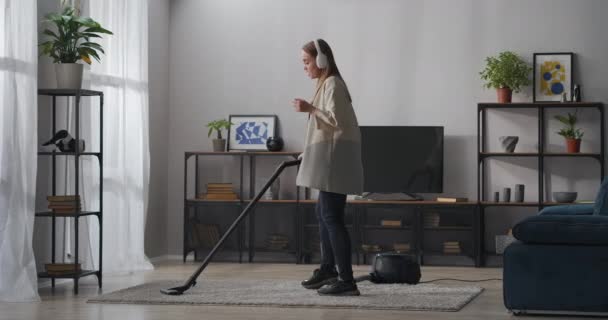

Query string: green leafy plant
39 5 112 64
555 112 584 140
480 51 531 93
207 119 232 140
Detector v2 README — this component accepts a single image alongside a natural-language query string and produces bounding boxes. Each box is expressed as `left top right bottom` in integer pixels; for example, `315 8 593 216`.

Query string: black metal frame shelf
183 151 302 264
38 151 101 157
184 152 481 267
36 89 103 294
477 101 604 266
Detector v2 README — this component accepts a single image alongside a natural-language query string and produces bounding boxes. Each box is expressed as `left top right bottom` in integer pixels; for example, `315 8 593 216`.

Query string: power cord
420 278 502 283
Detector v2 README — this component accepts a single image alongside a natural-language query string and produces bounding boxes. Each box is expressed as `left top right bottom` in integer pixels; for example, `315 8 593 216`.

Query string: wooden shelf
424 226 472 231
38 89 103 96
251 248 297 254
480 202 541 207
347 200 477 205
543 152 601 158
187 198 241 203
363 225 411 230
38 270 98 279
254 199 316 204
480 152 538 157
188 198 482 206
424 251 472 257
480 152 601 158
478 102 602 109
305 224 353 228
38 151 101 156
36 211 100 218
481 201 585 207
186 151 301 156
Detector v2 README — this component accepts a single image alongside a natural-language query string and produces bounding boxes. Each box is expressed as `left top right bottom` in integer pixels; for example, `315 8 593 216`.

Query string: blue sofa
503 179 608 315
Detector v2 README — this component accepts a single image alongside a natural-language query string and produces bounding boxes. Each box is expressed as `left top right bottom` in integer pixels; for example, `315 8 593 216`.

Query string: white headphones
313 39 328 69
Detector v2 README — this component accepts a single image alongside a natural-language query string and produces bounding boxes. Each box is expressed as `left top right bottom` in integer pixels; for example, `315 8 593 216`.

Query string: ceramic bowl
553 192 578 203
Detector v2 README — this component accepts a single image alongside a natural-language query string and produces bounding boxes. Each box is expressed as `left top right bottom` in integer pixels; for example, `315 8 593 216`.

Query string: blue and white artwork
228 115 276 150
235 121 269 145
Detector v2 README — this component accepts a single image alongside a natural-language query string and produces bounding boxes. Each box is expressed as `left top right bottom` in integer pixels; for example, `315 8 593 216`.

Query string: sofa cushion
513 215 608 245
539 204 594 216
593 177 608 215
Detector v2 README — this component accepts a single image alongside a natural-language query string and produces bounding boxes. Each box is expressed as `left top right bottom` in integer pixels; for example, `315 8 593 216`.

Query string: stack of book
47 195 81 215
361 244 382 253
45 263 81 275
393 243 410 253
198 183 238 200
436 197 468 203
195 223 220 248
380 219 402 227
265 233 289 250
443 241 461 254
424 212 440 227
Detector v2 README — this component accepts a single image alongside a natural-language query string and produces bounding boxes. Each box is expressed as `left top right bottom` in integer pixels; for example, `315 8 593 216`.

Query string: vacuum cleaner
161 159 422 295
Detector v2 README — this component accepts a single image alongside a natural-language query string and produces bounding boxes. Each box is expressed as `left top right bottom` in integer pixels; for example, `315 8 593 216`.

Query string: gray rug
88 279 483 312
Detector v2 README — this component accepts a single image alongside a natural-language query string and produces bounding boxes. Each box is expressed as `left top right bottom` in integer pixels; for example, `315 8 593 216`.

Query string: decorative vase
496 87 512 103
55 63 84 89
514 184 525 202
266 136 284 152
499 136 519 153
503 188 511 202
212 139 226 152
565 138 581 153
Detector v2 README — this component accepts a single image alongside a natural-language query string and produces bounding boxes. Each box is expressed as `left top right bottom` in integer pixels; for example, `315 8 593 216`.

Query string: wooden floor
0 261 573 320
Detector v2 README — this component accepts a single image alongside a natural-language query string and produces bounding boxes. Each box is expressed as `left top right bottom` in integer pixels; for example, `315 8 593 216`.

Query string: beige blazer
296 76 364 195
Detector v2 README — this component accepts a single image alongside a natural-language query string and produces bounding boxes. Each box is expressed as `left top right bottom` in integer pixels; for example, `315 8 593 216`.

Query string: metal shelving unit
183 151 301 263
37 89 103 294
477 101 604 266
184 153 481 266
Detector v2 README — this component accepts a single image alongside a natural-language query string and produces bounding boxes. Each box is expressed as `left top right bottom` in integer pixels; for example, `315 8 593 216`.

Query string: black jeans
316 191 353 282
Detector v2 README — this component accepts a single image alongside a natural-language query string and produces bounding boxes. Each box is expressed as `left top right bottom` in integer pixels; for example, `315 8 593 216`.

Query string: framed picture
227 115 277 151
533 52 574 102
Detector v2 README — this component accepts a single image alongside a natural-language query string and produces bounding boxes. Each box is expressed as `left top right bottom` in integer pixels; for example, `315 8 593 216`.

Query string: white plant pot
55 63 84 89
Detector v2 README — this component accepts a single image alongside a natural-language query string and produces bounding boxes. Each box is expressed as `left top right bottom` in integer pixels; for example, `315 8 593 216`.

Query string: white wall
147 0 171 259
167 0 608 255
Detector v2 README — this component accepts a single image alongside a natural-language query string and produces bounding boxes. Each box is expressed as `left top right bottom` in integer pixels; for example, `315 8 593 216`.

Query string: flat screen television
360 126 443 194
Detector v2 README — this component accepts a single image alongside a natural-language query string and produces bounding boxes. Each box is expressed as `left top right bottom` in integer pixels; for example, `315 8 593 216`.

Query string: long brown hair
302 39 352 102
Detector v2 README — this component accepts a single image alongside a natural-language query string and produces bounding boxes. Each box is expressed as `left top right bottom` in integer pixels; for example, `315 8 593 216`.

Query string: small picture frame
227 115 277 151
533 52 574 102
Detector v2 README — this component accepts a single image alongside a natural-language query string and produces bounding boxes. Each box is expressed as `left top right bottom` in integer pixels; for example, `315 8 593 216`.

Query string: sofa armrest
513 215 608 245
539 204 594 216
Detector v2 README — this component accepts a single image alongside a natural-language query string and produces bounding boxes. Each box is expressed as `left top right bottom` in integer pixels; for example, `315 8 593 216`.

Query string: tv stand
360 192 424 201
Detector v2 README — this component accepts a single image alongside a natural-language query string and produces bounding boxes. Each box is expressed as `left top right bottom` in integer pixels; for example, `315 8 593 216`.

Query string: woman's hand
292 98 315 113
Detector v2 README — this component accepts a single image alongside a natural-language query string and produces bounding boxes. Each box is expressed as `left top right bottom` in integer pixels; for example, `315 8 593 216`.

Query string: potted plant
207 119 232 152
39 5 112 89
555 112 584 153
480 51 531 103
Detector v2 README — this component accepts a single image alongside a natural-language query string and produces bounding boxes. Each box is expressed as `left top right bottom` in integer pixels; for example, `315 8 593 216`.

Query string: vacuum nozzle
160 282 195 295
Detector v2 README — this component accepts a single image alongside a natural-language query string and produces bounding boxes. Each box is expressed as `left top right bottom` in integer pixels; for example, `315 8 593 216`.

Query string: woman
293 39 364 296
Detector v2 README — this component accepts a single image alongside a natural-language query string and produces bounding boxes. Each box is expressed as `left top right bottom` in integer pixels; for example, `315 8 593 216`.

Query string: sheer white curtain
0 0 39 302
81 0 153 273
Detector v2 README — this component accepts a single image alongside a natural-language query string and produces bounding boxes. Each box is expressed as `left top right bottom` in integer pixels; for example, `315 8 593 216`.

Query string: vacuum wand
161 158 302 295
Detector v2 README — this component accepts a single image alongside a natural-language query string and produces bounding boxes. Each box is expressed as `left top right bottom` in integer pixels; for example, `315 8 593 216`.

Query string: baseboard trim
38 278 71 288
150 253 193 263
